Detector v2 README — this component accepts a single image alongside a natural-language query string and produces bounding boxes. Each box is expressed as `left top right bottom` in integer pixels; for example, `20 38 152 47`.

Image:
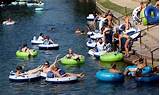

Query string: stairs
132 24 159 61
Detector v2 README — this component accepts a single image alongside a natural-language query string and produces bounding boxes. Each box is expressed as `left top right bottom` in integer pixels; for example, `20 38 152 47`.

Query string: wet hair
81 30 85 33
44 60 50 65
40 33 43 36
108 13 113 17
16 66 22 71
139 58 144 63
148 0 151 3
22 43 27 47
105 10 111 17
51 65 58 71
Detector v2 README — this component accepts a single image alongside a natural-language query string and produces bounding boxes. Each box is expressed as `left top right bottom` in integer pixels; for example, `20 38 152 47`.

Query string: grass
97 0 157 16
97 0 133 16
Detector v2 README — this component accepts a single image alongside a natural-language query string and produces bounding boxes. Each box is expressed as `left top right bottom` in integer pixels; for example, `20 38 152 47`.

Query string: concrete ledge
96 2 123 17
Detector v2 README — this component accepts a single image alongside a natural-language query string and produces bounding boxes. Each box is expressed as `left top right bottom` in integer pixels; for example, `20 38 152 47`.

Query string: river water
0 0 158 95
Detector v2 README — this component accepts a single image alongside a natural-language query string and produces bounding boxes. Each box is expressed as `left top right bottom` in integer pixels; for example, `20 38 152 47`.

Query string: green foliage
97 0 133 15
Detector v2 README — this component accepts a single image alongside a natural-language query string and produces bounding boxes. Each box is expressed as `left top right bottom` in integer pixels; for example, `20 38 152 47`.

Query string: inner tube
38 44 59 50
88 49 106 58
16 50 38 58
125 28 140 39
11 2 18 5
60 55 85 65
26 3 34 7
86 14 95 20
132 6 141 23
40 72 47 78
86 41 96 48
96 69 124 82
9 71 41 82
125 65 152 76
2 21 15 25
118 24 125 34
144 6 159 25
90 33 103 39
134 74 159 83
18 1 26 5
31 40 44 45
35 7 44 11
100 52 123 62
46 76 78 83
87 31 94 36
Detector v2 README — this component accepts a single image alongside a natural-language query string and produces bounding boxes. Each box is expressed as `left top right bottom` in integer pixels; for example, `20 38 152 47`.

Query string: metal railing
138 24 158 44
96 2 159 65
150 47 159 66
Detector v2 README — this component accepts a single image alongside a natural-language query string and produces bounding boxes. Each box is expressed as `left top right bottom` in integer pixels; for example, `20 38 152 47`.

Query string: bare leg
118 35 122 50
66 73 85 78
125 39 130 57
26 65 43 75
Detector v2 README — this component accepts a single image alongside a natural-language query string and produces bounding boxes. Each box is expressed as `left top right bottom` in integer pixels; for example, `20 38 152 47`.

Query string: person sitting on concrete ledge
118 16 132 57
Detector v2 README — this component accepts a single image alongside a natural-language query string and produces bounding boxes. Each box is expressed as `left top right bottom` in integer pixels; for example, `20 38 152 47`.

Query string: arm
49 54 60 69
143 57 147 66
118 34 122 49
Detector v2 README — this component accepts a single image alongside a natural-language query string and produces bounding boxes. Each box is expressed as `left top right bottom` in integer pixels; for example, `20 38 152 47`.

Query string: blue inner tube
144 6 159 24
125 65 152 76
134 74 159 82
96 69 124 82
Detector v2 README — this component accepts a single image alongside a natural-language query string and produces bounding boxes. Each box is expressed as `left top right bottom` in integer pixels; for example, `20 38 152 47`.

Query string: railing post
150 48 159 67
151 51 154 67
139 31 142 45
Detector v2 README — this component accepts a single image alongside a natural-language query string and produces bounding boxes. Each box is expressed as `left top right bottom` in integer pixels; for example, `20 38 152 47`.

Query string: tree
0 0 16 4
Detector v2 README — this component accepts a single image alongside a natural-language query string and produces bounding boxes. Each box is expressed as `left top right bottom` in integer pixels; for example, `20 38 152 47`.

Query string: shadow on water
0 6 35 22
74 0 96 15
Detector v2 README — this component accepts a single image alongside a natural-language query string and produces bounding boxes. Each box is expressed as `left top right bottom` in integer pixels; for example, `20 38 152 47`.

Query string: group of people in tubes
15 53 84 78
15 0 159 80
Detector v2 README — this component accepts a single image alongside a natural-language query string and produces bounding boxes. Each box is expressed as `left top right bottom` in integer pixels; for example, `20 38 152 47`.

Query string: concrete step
132 42 159 61
144 25 159 42
141 34 159 49
123 54 139 65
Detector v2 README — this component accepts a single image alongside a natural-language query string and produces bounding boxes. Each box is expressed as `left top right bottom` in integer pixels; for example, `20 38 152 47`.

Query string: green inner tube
140 8 148 25
100 52 123 62
60 55 85 65
16 50 38 58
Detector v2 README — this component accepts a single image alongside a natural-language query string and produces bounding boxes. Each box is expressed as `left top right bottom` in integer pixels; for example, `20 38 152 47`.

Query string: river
0 0 158 95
